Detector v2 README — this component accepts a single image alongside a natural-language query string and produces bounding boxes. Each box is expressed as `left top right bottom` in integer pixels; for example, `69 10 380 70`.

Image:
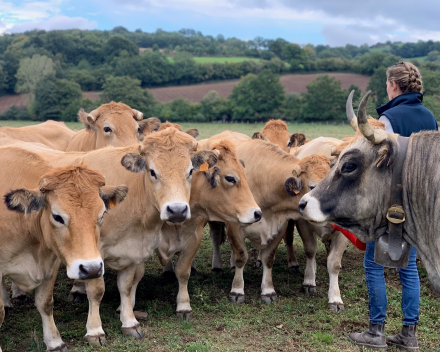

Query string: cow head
158 121 200 138
252 119 307 152
78 102 161 148
191 140 262 225
121 127 213 224
300 91 395 243
4 165 127 280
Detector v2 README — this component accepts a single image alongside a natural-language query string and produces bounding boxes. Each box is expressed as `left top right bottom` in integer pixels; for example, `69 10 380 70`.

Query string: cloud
7 15 97 33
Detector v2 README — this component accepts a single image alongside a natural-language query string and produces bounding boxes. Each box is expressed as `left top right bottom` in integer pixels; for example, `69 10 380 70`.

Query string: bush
0 106 31 120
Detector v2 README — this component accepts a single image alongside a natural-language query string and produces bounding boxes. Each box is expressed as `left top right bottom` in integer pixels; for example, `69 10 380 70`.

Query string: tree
103 35 139 62
200 90 229 122
300 75 347 122
15 54 54 100
367 67 388 106
426 50 440 62
101 76 157 116
173 52 198 84
420 68 440 96
228 69 285 122
422 95 440 121
34 75 61 121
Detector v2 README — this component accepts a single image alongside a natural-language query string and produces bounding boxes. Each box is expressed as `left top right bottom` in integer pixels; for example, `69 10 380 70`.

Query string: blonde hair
386 61 423 94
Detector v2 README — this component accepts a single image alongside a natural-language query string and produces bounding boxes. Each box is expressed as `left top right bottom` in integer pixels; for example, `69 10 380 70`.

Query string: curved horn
87 109 100 124
132 109 144 121
346 90 358 131
357 91 387 144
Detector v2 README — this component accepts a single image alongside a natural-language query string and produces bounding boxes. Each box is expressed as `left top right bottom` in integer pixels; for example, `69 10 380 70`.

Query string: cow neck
386 135 410 261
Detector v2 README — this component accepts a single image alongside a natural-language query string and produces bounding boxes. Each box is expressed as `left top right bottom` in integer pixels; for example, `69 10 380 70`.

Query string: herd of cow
0 92 439 351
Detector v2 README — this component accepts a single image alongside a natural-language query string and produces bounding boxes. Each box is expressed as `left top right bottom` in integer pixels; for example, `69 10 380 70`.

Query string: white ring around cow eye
103 126 112 133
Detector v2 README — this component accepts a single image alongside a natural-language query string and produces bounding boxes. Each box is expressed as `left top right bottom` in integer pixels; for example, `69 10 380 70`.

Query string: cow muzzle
299 193 328 226
239 207 262 226
67 258 105 280
161 202 191 224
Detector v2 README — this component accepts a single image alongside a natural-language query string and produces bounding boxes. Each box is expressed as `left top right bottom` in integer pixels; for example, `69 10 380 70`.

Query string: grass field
0 122 439 352
166 56 263 64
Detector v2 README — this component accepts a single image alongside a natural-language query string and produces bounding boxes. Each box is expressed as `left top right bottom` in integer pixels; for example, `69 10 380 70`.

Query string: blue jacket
376 92 438 137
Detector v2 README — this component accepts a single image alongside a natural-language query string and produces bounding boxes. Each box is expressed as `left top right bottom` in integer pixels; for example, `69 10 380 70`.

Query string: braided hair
386 61 423 94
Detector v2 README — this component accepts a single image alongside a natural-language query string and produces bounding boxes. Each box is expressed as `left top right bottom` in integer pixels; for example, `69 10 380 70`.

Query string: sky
1 0 440 47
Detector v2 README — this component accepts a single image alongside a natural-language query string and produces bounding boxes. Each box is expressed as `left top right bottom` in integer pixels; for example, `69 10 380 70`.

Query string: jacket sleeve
379 115 394 133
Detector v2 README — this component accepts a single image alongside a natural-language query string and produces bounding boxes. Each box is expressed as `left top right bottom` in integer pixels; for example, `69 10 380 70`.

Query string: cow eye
137 127 142 134
149 169 157 179
52 214 65 225
103 126 112 133
309 185 316 190
189 168 194 177
225 176 236 184
341 162 357 173
98 211 107 224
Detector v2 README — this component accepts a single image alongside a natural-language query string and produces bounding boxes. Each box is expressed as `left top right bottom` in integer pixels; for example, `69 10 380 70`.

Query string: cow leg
296 219 317 295
34 262 67 351
227 224 247 304
260 230 286 304
68 280 87 303
255 251 262 269
1 278 12 314
0 274 5 352
11 282 27 305
285 220 302 275
117 266 144 339
116 263 145 317
210 221 225 274
327 232 349 312
84 277 106 346
174 228 203 321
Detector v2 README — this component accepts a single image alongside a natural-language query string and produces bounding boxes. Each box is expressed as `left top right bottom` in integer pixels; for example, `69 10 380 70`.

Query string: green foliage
200 91 230 122
299 75 347 122
367 66 388 106
420 68 440 95
15 54 54 99
159 98 203 122
101 76 158 117
68 69 102 91
173 52 198 84
0 105 31 120
228 69 285 122
422 95 440 121
104 35 139 62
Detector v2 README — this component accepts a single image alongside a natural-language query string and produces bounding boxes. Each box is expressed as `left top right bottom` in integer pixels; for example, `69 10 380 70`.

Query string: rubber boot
349 323 387 350
387 325 419 351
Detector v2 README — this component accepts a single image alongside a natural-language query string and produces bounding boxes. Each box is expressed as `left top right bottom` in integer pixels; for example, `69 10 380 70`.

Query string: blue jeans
364 241 420 325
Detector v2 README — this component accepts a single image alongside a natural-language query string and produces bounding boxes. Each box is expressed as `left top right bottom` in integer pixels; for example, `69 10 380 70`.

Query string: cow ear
376 141 394 168
287 133 306 149
292 164 302 178
4 188 45 214
285 177 302 196
203 167 220 189
252 132 266 141
121 152 147 173
192 150 218 171
78 108 95 130
139 117 161 135
100 185 128 210
185 128 199 138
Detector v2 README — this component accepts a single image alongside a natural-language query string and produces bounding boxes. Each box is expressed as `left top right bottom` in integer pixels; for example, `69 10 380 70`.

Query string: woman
349 62 438 351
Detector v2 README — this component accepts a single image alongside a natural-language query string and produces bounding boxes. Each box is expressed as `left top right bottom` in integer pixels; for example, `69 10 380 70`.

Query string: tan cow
0 149 127 352
0 102 161 152
251 119 307 152
157 120 199 139
204 136 330 303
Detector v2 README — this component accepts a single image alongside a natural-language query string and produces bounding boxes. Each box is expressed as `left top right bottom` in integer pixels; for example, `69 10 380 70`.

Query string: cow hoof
254 260 262 269
121 324 144 339
228 292 245 304
328 303 345 312
211 268 224 276
230 266 236 275
48 343 68 351
68 292 86 303
302 285 315 296
176 310 193 321
288 265 303 276
162 271 177 283
11 293 27 305
261 293 278 304
133 311 149 321
84 334 107 346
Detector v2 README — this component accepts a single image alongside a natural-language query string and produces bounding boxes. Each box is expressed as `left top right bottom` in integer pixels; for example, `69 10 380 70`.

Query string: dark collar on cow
376 92 423 116
374 135 411 268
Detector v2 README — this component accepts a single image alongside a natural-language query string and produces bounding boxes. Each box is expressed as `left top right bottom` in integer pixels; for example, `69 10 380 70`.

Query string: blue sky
1 0 440 47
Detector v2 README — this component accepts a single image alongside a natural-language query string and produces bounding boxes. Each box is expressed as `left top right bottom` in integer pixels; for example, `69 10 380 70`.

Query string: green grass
0 121 355 141
1 121 439 351
167 56 263 64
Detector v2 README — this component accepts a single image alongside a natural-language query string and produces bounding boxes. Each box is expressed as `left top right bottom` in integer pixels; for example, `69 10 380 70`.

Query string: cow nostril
299 200 307 213
79 264 88 276
166 204 189 222
167 205 174 214
254 210 262 222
